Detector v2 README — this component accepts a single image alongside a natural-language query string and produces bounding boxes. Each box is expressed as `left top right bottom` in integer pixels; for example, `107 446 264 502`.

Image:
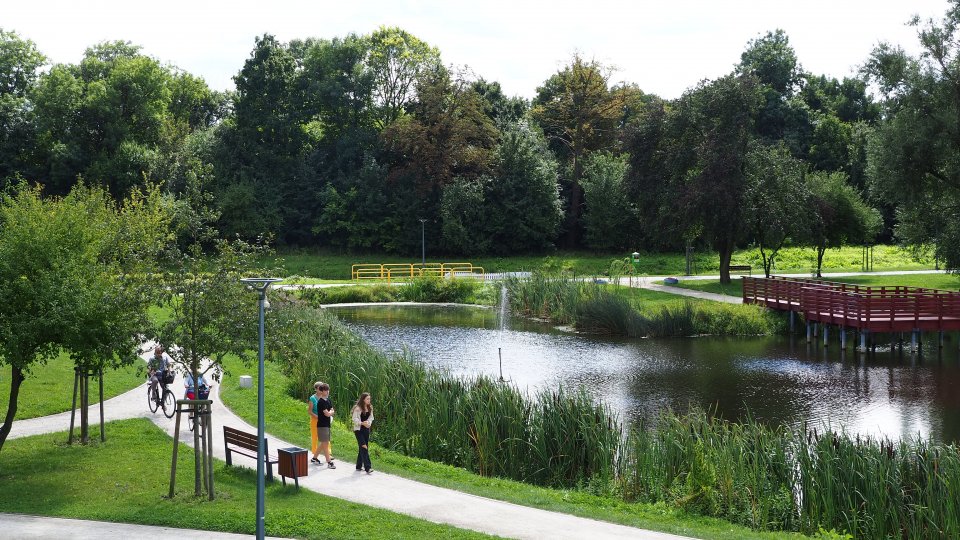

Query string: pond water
329 304 960 443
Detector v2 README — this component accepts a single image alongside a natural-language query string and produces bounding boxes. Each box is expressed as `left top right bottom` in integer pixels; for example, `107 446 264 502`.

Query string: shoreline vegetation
265 304 960 538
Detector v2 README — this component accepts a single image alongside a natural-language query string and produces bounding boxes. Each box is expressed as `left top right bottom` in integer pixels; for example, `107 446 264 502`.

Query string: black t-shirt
317 397 333 428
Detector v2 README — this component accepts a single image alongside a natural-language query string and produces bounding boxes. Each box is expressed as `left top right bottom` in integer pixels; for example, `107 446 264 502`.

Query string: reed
277 304 621 488
274 301 960 538
299 277 492 306
505 272 781 337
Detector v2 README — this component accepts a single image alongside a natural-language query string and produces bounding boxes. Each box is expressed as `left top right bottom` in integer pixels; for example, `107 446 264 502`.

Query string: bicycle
147 370 176 419
187 384 211 432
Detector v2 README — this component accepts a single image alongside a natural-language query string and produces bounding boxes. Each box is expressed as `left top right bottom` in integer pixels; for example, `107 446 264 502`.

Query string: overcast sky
3 0 952 100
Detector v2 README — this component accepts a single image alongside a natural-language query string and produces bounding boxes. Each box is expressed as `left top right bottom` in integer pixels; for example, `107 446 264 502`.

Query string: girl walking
351 393 374 473
309 381 336 467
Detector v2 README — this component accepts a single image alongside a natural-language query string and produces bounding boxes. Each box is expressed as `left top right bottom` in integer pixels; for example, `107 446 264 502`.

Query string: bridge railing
351 262 486 283
799 285 960 331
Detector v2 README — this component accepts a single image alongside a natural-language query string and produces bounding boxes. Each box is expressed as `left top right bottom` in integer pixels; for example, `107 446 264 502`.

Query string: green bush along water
505 273 784 337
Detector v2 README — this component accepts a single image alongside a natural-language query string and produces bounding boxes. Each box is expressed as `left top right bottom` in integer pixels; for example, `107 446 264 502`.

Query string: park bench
223 425 278 481
729 265 752 276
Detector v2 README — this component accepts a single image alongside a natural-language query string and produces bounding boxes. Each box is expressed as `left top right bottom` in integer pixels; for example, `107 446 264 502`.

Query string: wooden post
80 370 88 444
823 324 829 347
206 403 215 500
68 367 79 445
99 369 105 442
840 327 846 350
860 330 867 351
169 404 182 498
939 331 944 349
912 330 918 353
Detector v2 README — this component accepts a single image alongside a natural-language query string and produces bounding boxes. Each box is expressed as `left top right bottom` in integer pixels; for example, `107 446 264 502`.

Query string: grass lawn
219 355 806 540
1 351 144 420
0 418 492 539
670 273 960 299
263 245 934 280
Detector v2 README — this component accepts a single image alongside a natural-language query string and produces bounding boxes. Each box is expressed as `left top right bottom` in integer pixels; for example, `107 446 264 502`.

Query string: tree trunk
760 245 772 278
564 151 584 249
0 366 25 452
719 244 734 284
816 246 826 278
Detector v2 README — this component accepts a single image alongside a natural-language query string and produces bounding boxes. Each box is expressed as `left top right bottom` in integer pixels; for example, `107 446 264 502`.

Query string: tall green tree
743 143 810 277
0 29 45 184
865 1 960 270
367 27 441 129
531 56 625 248
806 171 880 276
581 151 634 250
0 183 169 452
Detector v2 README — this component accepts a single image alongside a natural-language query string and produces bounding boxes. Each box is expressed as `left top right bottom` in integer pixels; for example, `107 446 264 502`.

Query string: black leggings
354 428 371 471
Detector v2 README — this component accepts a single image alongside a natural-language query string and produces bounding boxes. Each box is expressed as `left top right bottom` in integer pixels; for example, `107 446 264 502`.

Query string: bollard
239 375 253 389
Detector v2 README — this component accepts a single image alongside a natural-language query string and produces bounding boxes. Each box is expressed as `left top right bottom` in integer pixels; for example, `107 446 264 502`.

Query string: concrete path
0 513 290 539
7 355 693 540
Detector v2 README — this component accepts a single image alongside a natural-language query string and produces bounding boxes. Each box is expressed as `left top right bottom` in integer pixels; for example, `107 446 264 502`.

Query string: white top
351 406 374 431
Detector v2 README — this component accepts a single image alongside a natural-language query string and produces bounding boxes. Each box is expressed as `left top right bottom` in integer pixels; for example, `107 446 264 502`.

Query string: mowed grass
0 351 145 420
671 272 960 298
263 245 934 280
0 418 493 539
218 355 805 540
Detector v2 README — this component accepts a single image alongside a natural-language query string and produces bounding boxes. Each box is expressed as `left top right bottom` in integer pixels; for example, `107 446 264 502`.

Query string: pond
329 304 960 443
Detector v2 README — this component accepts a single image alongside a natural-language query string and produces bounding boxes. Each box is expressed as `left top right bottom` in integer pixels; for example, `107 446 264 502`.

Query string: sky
3 0 953 100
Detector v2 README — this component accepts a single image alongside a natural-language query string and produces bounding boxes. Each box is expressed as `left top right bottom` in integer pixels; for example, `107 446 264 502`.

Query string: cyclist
147 345 171 401
185 371 210 400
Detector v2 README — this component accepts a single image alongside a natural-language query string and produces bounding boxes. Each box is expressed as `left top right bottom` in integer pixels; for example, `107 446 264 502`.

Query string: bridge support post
859 330 867 351
911 330 918 353
813 323 819 338
789 311 795 333
840 327 846 350
823 324 829 347
806 321 811 343
939 331 944 349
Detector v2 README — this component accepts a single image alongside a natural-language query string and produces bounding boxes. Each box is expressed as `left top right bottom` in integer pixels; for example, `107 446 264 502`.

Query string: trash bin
277 446 308 489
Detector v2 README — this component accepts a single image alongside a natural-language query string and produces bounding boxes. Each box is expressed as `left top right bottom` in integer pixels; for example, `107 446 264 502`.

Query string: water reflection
329 304 960 442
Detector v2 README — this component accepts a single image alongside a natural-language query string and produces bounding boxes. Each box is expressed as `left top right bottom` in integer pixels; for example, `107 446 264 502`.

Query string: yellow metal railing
351 262 486 283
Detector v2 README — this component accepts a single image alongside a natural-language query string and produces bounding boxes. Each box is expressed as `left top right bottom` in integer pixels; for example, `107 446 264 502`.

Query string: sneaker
366 469 373 474
311 457 321 465
356 467 362 471
327 461 337 469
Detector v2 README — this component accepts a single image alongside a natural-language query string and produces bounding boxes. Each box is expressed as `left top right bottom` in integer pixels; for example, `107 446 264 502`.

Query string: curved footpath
6 350 692 540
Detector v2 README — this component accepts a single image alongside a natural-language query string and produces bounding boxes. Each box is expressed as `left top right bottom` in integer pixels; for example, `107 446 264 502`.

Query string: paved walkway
0 513 290 539
7 352 692 540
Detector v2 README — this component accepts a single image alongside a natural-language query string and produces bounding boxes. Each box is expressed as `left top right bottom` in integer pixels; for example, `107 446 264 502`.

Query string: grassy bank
218 353 805 540
1 351 144 420
506 273 783 337
0 418 492 539
297 276 497 306
265 245 933 280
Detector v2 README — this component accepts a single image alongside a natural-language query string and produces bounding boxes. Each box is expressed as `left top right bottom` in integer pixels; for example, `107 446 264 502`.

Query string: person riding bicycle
185 371 210 400
147 345 171 400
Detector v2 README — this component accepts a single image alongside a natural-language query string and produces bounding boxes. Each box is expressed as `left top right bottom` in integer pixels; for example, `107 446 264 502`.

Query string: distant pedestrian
310 381 336 468
351 392 374 473
147 345 171 399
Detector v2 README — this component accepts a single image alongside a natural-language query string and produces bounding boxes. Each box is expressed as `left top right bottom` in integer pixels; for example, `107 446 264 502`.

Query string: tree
743 143 810 277
864 2 960 270
0 29 45 184
156 239 264 495
581 151 634 250
635 74 762 284
0 183 168 452
807 171 880 276
531 56 625 248
367 27 441 129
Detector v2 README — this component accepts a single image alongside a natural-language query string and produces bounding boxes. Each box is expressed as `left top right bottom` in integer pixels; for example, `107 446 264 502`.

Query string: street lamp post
419 218 427 267
240 277 282 540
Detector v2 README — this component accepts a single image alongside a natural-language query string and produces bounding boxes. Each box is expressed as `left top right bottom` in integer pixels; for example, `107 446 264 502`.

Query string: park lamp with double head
240 276 282 540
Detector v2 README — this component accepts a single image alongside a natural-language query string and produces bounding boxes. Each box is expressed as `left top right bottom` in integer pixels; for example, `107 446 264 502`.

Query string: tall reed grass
272 300 960 538
277 305 621 488
299 276 494 306
504 272 783 337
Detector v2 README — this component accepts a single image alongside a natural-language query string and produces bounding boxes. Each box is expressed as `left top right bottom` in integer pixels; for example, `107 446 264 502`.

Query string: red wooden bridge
742 276 960 349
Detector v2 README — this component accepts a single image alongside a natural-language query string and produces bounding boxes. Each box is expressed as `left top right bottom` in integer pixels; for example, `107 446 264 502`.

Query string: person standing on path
310 382 336 468
351 392 374 473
